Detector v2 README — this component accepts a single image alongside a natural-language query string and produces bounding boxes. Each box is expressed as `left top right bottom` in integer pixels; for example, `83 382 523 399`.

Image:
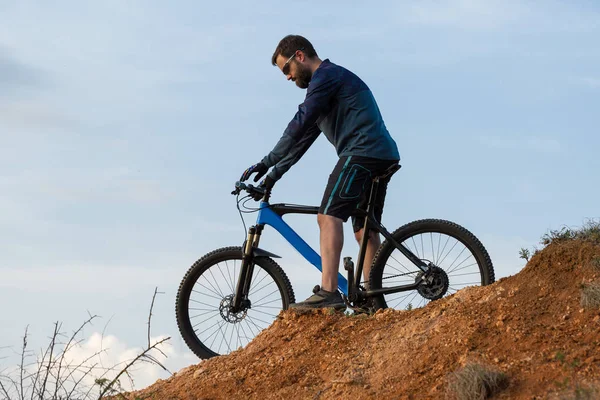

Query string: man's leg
354 229 381 289
317 213 344 292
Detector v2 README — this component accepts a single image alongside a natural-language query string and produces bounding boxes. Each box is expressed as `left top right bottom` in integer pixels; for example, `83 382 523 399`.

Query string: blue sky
1 0 599 389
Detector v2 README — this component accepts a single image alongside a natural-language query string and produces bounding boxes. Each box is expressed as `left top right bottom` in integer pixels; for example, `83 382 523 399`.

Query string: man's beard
294 64 313 89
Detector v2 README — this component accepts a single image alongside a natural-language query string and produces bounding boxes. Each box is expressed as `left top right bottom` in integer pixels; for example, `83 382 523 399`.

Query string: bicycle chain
360 270 420 288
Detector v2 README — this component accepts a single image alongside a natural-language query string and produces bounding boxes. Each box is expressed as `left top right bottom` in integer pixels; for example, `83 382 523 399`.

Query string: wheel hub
220 295 248 323
415 266 449 300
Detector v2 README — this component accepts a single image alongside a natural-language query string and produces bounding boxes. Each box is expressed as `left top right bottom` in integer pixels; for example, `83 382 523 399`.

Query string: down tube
257 206 348 295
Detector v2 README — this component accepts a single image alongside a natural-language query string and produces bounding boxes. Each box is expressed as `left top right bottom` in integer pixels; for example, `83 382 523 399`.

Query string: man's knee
354 228 378 243
317 213 343 230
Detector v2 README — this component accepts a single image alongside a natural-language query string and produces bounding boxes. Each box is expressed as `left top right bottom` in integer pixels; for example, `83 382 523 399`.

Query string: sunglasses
282 47 305 75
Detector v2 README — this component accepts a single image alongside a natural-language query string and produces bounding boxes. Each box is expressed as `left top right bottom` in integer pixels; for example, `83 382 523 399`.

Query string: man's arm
261 69 339 180
261 123 321 181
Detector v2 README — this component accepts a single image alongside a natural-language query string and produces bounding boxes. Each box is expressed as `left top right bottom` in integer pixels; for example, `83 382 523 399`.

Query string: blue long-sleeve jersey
261 59 400 181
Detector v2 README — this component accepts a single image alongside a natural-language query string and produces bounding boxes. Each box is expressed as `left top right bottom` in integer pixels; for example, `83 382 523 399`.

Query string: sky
1 0 599 391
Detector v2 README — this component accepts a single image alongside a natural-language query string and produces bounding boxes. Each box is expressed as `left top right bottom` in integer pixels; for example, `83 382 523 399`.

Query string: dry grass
446 363 508 400
581 283 600 309
541 219 600 246
591 257 600 271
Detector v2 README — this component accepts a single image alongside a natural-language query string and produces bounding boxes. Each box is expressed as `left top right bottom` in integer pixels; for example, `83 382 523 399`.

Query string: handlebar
231 181 269 200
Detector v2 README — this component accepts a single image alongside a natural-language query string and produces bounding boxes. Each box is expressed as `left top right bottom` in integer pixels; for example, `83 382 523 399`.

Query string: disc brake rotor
219 294 248 323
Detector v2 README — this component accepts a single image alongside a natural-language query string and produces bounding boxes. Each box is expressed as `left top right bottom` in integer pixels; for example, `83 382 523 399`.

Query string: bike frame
230 169 434 312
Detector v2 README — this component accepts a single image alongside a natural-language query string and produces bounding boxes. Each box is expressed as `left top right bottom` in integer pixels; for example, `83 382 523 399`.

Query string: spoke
445 247 468 273
436 234 451 266
190 299 219 308
192 312 220 330
195 318 222 336
430 233 435 265
435 233 444 266
385 291 414 305
252 288 280 306
249 269 270 295
249 308 278 318
204 320 225 347
247 314 273 327
253 298 283 307
447 255 474 275
393 290 419 309
218 263 235 294
247 315 267 332
244 319 258 339
420 234 424 261
449 281 482 287
188 307 217 312
447 262 479 275
226 260 236 297
207 268 226 297
191 289 223 302
229 321 236 353
192 280 223 299
410 236 420 259
386 256 413 274
249 279 274 298
437 239 459 267
238 321 250 346
448 271 480 278
189 309 218 319
209 320 227 351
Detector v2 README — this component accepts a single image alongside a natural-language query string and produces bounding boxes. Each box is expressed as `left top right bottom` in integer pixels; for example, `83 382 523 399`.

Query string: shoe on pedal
289 286 346 310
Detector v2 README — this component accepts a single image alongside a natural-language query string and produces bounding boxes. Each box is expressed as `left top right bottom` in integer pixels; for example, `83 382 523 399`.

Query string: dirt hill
126 239 600 399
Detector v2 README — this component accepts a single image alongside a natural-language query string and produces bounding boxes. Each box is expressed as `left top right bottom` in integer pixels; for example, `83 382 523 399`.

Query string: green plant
555 351 566 363
519 248 531 261
446 363 508 400
406 303 413 311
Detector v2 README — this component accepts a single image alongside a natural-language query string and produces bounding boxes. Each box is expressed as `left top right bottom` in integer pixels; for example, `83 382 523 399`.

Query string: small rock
193 368 206 378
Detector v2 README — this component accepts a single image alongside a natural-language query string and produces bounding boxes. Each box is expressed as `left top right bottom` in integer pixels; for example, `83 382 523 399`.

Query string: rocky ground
124 239 600 399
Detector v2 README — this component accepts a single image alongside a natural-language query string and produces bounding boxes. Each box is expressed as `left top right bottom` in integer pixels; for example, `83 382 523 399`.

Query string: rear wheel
176 246 295 359
369 219 494 311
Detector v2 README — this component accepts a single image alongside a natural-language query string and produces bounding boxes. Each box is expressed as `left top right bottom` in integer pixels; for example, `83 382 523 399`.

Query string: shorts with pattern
318 155 399 232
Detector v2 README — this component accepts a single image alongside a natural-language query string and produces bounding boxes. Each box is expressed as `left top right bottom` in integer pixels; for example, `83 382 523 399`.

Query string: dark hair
271 35 318 65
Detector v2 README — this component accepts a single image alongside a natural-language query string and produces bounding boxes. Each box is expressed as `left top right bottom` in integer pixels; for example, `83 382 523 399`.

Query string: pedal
342 294 375 316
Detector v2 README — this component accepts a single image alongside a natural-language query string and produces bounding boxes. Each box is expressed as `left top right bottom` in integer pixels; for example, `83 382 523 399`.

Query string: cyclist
240 35 400 310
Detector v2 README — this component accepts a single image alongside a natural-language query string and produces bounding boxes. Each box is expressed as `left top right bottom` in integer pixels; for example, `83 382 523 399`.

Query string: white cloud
0 332 197 397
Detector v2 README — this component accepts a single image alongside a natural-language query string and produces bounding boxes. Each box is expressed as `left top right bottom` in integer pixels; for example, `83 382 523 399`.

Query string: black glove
252 175 276 201
240 162 268 182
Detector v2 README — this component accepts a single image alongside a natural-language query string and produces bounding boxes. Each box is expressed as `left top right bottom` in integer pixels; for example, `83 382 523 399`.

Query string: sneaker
289 287 346 310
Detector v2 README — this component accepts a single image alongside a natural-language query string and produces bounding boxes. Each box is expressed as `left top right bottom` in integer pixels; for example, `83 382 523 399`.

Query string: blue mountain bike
175 163 495 359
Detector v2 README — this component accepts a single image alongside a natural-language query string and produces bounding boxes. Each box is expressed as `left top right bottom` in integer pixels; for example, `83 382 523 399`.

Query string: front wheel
175 246 295 359
369 219 495 311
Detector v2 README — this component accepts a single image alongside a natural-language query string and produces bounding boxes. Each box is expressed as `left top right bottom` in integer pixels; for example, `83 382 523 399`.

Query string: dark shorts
318 156 398 232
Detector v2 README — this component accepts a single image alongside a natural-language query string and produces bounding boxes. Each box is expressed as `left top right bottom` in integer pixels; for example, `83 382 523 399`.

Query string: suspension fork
231 224 263 312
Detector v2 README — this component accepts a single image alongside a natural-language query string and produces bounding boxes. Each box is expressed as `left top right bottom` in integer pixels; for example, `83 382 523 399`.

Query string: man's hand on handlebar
240 162 268 183
251 175 275 201
231 175 275 201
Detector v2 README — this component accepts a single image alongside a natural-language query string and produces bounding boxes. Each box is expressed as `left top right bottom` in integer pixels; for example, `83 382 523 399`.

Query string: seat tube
355 179 380 288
